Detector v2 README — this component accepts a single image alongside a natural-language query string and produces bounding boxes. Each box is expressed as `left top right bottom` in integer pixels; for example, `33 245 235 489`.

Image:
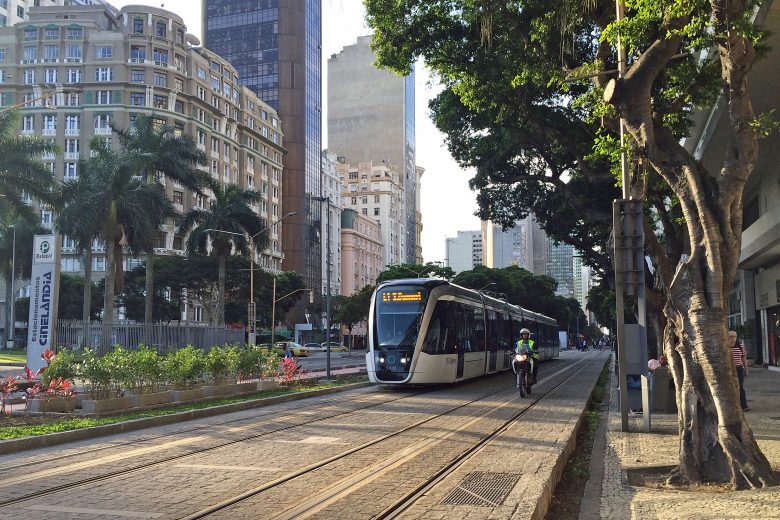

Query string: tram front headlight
401 357 407 364
379 357 385 364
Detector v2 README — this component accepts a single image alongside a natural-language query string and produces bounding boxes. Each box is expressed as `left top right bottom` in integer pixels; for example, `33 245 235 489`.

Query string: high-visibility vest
516 339 539 359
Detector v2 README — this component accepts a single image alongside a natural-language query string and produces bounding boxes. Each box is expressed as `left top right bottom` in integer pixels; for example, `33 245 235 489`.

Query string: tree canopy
366 0 777 488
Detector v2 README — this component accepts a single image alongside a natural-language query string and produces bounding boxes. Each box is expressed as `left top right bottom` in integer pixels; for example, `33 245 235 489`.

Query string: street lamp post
312 196 332 380
204 210 297 345
7 225 15 349
270 286 313 350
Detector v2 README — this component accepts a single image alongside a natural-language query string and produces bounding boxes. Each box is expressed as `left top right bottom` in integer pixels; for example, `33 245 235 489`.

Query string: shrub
41 350 77 387
101 346 134 396
79 348 113 399
205 346 238 385
163 345 205 389
236 345 278 382
131 345 164 394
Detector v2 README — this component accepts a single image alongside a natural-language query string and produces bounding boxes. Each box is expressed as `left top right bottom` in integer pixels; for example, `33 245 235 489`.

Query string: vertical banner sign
27 235 61 373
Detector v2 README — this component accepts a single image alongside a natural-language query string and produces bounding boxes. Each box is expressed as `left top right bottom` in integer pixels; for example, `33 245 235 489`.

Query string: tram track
1 385 391 472
0 361 563 510
180 355 596 519
0 386 426 507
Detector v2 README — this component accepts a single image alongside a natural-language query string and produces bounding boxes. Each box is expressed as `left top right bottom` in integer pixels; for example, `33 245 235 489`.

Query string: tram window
486 310 497 352
496 313 510 351
473 307 485 351
464 303 475 352
375 286 428 349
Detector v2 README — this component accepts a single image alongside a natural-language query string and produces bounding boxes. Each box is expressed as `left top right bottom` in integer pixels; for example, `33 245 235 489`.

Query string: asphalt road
293 350 367 371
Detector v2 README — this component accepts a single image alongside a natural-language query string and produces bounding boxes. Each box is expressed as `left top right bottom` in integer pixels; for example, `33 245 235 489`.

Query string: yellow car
275 341 309 357
321 342 348 352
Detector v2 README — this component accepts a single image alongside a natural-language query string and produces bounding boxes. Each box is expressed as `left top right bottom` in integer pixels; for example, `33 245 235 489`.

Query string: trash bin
651 366 676 413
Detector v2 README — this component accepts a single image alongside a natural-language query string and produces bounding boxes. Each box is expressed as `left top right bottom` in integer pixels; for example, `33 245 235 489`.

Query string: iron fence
56 320 245 354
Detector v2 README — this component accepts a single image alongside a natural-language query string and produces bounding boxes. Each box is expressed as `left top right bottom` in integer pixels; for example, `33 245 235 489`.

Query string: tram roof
376 278 557 326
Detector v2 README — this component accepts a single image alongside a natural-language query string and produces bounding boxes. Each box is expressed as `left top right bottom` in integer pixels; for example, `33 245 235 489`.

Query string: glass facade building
204 0 323 304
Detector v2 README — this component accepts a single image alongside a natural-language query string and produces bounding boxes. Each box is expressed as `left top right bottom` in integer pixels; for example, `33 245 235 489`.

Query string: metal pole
270 277 276 349
614 202 630 431
325 197 331 380
616 0 629 199
8 226 15 349
249 235 255 346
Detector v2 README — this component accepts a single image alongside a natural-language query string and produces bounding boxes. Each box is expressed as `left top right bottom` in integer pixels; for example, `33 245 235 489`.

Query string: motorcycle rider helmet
520 328 531 335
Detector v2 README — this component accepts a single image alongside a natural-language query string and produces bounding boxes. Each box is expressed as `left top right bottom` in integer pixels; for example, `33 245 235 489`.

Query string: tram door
451 302 465 379
487 310 497 371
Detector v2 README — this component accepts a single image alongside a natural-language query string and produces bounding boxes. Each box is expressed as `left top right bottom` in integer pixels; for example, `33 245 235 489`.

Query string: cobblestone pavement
592 362 780 519
0 352 607 520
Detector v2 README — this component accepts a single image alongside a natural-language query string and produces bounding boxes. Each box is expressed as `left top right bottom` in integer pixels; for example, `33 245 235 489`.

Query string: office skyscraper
328 35 417 264
203 0 323 297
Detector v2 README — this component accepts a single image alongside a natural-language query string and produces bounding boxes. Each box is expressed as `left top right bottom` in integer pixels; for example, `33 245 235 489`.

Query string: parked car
257 343 285 356
321 342 348 352
304 342 325 352
274 341 309 357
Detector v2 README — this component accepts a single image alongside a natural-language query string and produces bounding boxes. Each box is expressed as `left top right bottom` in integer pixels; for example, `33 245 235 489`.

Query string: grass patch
0 349 26 364
0 374 369 441
545 355 611 520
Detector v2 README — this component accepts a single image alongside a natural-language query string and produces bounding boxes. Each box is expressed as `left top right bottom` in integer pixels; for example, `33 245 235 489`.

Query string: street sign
27 234 61 373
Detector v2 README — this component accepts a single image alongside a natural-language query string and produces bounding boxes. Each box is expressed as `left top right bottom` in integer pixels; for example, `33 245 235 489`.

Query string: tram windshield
374 286 428 349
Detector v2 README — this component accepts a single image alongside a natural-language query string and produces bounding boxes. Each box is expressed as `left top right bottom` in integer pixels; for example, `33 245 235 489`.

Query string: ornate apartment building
0 3 285 317
340 208 383 296
337 160 404 269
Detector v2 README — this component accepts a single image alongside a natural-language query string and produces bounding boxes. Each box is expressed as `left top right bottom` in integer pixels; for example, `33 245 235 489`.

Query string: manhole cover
441 471 521 507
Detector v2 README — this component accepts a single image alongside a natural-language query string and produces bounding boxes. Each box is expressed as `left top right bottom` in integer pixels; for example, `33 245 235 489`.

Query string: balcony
42 128 56 136
22 129 34 135
128 58 147 64
65 127 80 136
63 57 82 63
94 127 112 135
64 152 79 160
42 152 55 161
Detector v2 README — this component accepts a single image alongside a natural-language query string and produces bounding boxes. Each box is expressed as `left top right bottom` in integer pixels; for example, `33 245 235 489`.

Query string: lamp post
271 286 313 351
7 225 15 349
312 195 332 380
204 210 297 345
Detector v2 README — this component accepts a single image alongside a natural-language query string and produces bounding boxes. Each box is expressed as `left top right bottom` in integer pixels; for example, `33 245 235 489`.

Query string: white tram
366 278 559 385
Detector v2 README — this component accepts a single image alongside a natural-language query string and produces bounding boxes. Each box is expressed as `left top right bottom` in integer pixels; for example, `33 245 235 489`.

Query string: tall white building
321 151 342 297
445 230 483 273
338 160 405 269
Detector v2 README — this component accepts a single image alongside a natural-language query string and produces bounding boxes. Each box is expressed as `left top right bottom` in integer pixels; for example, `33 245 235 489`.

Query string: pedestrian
648 354 668 373
729 330 749 411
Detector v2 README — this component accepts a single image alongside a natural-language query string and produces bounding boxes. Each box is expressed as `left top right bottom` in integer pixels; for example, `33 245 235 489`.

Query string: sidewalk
586 361 780 519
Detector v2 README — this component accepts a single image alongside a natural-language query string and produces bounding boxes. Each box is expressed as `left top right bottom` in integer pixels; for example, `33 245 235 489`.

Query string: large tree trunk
4 274 12 348
603 1 778 488
144 252 154 323
103 237 116 354
217 253 226 326
82 248 92 349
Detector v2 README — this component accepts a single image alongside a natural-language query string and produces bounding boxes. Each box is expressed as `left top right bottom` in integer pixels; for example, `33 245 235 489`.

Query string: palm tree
0 220 45 346
113 114 207 323
57 139 175 350
178 179 267 325
0 111 57 224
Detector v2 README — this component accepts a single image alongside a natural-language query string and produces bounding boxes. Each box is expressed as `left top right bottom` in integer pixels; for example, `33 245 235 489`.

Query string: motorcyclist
515 328 539 384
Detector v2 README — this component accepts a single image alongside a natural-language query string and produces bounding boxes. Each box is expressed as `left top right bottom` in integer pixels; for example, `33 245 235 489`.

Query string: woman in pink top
729 330 749 410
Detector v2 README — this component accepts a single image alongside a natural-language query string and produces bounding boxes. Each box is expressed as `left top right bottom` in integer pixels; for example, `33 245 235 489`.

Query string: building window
96 91 112 104
175 78 183 91
40 209 53 227
65 114 79 130
153 48 168 65
64 162 77 179
43 114 56 130
23 46 37 61
130 45 145 60
362 208 368 215
45 28 59 40
67 68 81 83
95 67 112 82
65 44 81 59
171 190 183 205
351 197 357 205
65 92 79 106
93 256 105 271
23 115 33 132
155 21 166 38
66 27 82 40
153 72 167 87
23 69 35 84
133 18 143 34
374 208 380 216
374 195 380 203
153 94 166 109
130 92 145 106
44 45 59 60
24 27 36 40
43 69 56 82
197 86 206 100
131 69 144 83
64 139 79 154
96 46 112 58
95 114 111 130
61 258 80 272
0 49 5 61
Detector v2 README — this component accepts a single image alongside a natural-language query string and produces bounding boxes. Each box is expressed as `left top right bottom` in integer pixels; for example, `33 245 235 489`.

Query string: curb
0 362 26 368
578 362 613 520
0 381 374 456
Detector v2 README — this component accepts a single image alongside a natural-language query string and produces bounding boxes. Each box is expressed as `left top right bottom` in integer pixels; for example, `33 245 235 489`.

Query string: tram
366 278 559 385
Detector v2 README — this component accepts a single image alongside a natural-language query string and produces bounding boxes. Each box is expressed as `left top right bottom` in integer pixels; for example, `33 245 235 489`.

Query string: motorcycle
512 350 534 397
